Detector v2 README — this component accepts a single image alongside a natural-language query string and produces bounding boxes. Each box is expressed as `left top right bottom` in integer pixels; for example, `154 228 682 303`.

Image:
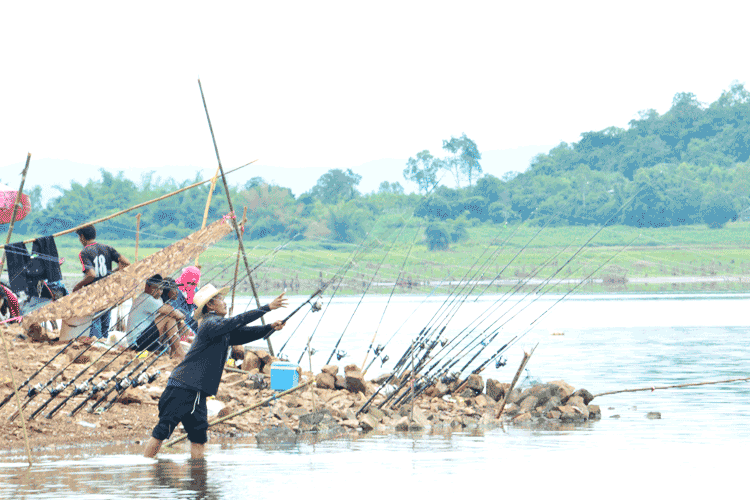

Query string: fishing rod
263 288 324 341
295 216 386 365
324 218 410 365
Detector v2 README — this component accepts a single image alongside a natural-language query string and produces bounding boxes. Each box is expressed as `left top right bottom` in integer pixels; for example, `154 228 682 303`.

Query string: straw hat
193 284 230 319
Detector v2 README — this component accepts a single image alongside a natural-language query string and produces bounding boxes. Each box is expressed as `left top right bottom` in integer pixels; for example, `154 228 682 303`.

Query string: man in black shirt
143 284 287 459
73 225 130 338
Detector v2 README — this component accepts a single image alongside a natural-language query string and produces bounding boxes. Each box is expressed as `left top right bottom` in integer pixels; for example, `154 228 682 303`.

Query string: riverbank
0 327 600 454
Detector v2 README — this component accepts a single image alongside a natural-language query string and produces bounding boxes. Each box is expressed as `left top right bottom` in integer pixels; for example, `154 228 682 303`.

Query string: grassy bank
7 219 750 296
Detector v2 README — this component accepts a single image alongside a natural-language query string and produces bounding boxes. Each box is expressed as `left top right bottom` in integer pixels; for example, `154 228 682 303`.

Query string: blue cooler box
270 361 299 391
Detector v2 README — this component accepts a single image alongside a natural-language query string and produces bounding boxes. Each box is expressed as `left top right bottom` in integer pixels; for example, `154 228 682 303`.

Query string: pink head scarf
176 266 201 304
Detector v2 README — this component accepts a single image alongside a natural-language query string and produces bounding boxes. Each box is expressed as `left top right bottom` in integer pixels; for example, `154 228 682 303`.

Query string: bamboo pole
0 154 33 466
195 166 221 267
197 79 274 356
495 344 537 419
0 162 254 252
164 380 314 447
229 207 247 316
308 337 316 413
594 376 750 398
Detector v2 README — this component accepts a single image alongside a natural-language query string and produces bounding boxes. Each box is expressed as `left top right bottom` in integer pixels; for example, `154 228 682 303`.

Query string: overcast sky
2 1 749 187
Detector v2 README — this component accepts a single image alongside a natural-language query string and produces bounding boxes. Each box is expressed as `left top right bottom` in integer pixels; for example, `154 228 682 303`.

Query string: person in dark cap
126 274 188 359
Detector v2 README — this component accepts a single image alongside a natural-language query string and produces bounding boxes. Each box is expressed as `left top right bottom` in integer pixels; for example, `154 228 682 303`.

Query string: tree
425 223 450 251
378 181 405 194
700 190 736 228
442 134 482 186
310 169 362 204
244 177 267 190
403 150 442 194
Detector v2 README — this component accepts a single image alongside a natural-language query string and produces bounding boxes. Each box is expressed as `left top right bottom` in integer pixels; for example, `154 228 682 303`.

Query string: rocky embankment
0 328 600 453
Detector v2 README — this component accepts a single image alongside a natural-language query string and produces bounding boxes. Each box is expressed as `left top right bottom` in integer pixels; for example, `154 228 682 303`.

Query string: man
144 285 287 459
73 225 130 338
127 274 189 359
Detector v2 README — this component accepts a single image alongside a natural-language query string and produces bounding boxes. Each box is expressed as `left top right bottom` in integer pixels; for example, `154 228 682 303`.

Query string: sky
2 1 749 197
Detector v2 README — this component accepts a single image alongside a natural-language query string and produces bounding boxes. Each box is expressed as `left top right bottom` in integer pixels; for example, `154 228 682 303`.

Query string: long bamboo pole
197 79 274 356
229 207 247 316
164 380 314 447
0 162 254 251
0 154 34 466
195 165 221 267
134 213 141 262
594 376 750 398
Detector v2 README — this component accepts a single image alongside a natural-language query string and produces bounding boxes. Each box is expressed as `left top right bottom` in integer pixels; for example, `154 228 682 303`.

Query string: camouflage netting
23 218 234 325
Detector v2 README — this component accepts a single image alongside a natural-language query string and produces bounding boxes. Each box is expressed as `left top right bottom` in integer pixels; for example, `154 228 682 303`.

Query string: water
1 293 749 498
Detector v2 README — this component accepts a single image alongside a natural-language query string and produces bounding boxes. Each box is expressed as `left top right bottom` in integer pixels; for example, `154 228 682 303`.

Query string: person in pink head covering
171 266 201 333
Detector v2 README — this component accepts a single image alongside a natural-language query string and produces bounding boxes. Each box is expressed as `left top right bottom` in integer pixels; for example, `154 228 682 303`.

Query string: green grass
9 219 750 296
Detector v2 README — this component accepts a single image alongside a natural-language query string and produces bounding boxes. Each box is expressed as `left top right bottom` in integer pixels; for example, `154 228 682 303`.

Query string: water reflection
153 459 217 500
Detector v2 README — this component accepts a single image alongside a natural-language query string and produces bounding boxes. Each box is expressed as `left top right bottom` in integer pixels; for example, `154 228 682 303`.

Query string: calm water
1 293 749 498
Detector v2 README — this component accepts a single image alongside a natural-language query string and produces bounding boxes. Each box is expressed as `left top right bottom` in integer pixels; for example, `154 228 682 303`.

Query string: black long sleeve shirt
167 306 274 396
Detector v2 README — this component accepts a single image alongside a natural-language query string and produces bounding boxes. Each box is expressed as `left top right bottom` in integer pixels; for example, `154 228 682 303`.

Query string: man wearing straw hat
144 284 287 459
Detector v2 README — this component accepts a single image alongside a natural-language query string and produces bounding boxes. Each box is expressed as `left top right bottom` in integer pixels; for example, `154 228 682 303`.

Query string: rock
244 373 267 390
518 395 539 412
321 365 339 376
334 375 347 390
395 416 410 431
486 379 509 402
546 410 562 420
565 396 589 418
242 351 261 372
512 412 533 424
344 364 359 374
255 350 272 367
299 410 338 433
506 388 523 404
359 414 380 432
367 407 385 422
217 406 234 419
503 403 520 417
568 388 594 405
1 377 12 389
411 407 430 428
372 373 393 385
541 396 562 414
69 352 92 364
588 405 602 420
466 374 484 394
474 395 489 408
341 419 359 430
230 345 245 361
214 393 233 403
458 388 475 399
426 381 449 398
558 405 586 423
261 364 271 375
646 412 661 419
315 372 336 390
255 425 297 446
118 393 142 405
345 370 367 394
450 417 466 428
548 380 575 400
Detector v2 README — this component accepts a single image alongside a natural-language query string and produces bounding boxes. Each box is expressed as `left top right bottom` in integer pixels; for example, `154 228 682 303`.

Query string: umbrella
0 183 31 224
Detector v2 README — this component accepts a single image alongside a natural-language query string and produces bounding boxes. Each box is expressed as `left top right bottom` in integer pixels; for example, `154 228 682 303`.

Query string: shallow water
2 293 749 498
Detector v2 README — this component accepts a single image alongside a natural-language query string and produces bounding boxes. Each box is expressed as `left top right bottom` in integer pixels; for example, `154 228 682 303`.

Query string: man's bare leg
144 437 163 458
154 315 186 359
190 442 205 459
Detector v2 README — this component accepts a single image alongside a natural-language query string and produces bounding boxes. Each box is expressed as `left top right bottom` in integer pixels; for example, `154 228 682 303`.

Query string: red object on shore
0 183 31 224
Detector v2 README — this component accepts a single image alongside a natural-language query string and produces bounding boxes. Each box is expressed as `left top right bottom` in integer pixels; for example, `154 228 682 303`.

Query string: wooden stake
495 344 537 419
0 154 33 466
164 380 314 447
308 337 316 413
229 207 247 316
0 162 254 252
197 79 274 356
196 165 221 267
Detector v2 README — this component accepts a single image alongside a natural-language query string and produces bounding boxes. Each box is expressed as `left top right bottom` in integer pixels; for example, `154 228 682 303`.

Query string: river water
1 293 749 498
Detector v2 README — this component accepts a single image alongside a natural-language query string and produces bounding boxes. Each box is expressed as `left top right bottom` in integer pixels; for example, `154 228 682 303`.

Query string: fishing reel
92 380 108 394
147 370 161 383
73 381 90 395
495 357 507 369
28 383 44 397
335 350 347 361
440 338 448 347
380 354 389 366
480 339 489 347
135 373 149 387
311 298 323 312
419 342 426 350
309 347 317 356
116 378 131 391
278 353 289 362
440 375 457 385
374 344 385 357
49 382 66 397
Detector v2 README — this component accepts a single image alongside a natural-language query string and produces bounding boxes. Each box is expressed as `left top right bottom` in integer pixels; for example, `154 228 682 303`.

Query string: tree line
6 82 750 248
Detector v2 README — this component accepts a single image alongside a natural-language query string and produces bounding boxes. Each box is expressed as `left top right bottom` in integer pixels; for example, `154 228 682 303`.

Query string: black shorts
151 385 209 444
135 321 161 352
